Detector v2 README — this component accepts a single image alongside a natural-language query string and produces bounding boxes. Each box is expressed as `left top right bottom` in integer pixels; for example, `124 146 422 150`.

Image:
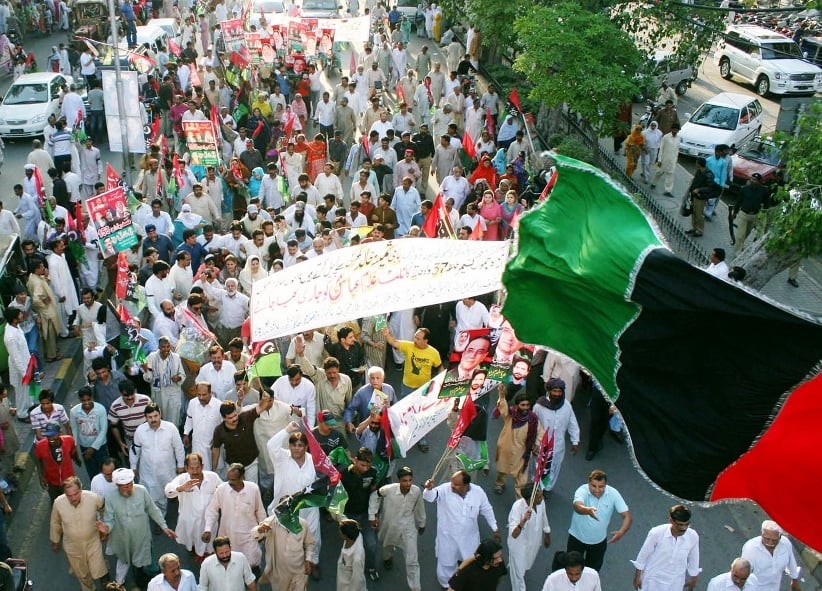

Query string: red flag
425 78 433 105
75 202 86 243
302 418 342 485
539 169 558 201
510 208 522 233
106 163 121 190
462 129 476 161
485 108 495 136
447 394 477 449
380 407 393 460
422 192 443 238
172 153 184 186
150 115 161 143
469 218 484 240
210 104 221 140
128 51 155 69
282 111 296 141
21 354 37 386
362 137 371 159
396 83 406 105
349 49 357 76
115 252 130 300
251 119 264 139
509 87 523 113
76 108 84 123
32 167 46 207
168 38 182 57
160 134 169 161
533 427 555 488
117 301 133 325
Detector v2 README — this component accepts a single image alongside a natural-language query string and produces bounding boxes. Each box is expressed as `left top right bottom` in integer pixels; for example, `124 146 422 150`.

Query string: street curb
798 544 822 589
6 340 82 527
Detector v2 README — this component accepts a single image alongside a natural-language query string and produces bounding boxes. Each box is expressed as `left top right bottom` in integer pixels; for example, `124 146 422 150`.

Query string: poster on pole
182 121 220 166
222 18 246 53
102 70 146 154
85 186 139 255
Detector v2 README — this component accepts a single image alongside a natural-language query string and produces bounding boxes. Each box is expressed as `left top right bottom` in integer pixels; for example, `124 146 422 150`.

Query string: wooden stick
429 447 454 483
528 479 540 510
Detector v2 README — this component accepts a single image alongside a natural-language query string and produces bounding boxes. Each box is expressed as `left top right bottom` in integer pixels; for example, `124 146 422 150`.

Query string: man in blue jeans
120 0 137 47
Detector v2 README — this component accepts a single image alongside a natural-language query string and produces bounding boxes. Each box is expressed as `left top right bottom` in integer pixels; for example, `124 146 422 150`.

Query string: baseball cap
318 410 338 426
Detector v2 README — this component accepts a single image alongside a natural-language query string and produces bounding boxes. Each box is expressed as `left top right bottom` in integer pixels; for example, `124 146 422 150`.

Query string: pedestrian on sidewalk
623 125 645 179
651 124 680 196
641 122 662 182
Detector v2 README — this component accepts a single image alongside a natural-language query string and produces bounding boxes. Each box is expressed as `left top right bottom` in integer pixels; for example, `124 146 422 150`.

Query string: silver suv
715 25 822 96
634 51 697 101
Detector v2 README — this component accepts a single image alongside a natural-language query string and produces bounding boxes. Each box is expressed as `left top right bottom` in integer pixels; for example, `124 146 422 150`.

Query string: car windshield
738 140 782 165
303 0 335 9
4 83 48 105
690 103 739 130
255 0 283 11
761 42 802 60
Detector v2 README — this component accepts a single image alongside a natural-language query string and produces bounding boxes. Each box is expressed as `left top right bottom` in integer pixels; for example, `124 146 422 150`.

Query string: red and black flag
503 154 822 550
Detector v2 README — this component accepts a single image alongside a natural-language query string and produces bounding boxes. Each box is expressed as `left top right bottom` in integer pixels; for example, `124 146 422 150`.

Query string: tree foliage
765 103 822 259
512 3 643 132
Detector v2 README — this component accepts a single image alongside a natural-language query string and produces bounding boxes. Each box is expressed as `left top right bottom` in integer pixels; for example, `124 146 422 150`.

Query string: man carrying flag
493 385 542 497
253 508 316 591
533 378 580 493
507 482 551 591
266 422 322 577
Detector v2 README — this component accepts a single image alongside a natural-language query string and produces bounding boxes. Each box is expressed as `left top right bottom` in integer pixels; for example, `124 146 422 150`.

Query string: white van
146 17 180 45
136 25 170 55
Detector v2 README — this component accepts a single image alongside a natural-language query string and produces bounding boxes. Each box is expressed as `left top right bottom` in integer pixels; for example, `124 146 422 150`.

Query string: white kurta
183 396 223 471
507 498 551 591
741 536 801 591
542 350 582 402
143 351 185 426
204 481 267 567
266 428 321 563
337 536 367 591
533 400 580 491
423 482 498 587
542 566 602 591
131 420 186 513
47 251 79 334
707 572 759 591
631 525 701 591
196 362 237 400
164 470 222 556
368 483 426 591
4 323 30 420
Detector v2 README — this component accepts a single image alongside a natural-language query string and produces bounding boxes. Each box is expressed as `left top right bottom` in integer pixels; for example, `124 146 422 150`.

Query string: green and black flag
503 155 822 551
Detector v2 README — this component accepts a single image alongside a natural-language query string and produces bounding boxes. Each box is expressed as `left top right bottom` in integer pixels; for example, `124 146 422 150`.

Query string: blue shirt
568 483 629 544
175 241 207 270
705 155 727 190
120 1 135 21
343 383 396 425
70 401 109 450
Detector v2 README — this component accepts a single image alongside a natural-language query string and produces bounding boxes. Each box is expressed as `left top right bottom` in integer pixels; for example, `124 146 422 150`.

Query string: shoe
16 416 30 423
788 278 799 288
384 558 394 571
311 565 321 581
685 229 695 235
663 191 674 197
368 569 380 581
585 450 597 461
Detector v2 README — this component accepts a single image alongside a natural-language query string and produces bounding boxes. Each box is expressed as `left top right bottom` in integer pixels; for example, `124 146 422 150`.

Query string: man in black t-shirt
312 410 348 458
340 447 380 581
210 396 270 482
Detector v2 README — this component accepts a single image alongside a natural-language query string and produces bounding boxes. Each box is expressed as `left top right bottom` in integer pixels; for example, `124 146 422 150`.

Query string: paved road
9 362 789 591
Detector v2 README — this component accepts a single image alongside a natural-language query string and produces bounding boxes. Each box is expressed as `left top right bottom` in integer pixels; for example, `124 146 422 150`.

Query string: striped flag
533 427 555 489
447 394 477 449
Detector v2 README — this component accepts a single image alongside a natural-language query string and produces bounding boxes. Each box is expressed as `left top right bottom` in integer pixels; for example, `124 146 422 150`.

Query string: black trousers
567 533 608 571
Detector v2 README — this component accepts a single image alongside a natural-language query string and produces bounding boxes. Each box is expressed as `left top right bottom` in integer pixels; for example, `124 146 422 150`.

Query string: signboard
85 186 138 255
102 70 146 154
182 121 220 166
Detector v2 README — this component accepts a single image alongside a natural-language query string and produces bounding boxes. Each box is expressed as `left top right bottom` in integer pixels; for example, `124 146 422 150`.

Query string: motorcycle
639 100 661 129
0 558 32 591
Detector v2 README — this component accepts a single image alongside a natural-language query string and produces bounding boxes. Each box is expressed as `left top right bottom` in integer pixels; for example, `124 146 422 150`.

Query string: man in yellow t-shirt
382 326 443 453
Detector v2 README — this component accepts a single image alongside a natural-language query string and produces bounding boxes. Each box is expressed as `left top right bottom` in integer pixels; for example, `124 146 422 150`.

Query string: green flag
274 477 330 534
327 484 348 518
246 352 282 382
502 155 662 398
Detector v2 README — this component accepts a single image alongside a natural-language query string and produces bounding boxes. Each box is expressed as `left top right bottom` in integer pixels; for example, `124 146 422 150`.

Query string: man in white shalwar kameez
267 422 321 566
130 404 186 515
508 483 551 591
164 452 222 559
542 551 602 591
368 466 426 591
203 462 267 568
741 520 802 591
182 382 223 471
142 337 185 427
253 516 315 591
47 238 79 337
252 393 291 503
4 308 31 421
632 505 701 591
706 558 759 591
423 470 500 588
533 378 580 492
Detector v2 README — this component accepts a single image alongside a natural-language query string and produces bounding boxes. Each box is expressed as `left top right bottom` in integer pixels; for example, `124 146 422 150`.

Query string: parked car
800 36 822 67
301 0 341 18
248 0 286 29
634 50 698 101
146 17 181 45
715 24 822 96
730 137 784 193
0 73 76 138
678 92 764 158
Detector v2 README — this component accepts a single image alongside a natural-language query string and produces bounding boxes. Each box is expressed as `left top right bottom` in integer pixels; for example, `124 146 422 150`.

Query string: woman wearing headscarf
248 167 264 199
479 189 503 241
500 189 524 239
173 204 204 244
468 154 498 191
246 107 271 154
623 124 645 179
238 255 267 294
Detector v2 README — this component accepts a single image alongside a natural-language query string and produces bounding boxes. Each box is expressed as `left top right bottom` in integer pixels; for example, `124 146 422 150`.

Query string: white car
0 72 75 139
677 92 764 159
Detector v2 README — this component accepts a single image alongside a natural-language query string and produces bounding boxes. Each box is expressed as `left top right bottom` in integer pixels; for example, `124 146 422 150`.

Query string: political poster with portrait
182 121 220 166
85 186 138 256
222 18 246 53
245 32 263 63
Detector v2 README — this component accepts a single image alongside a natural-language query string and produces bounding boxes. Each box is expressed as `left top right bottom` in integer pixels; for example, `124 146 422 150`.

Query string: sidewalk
3 336 83 526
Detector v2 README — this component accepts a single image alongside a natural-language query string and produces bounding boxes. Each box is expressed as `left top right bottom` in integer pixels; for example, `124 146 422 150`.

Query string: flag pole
429 446 454 483
528 478 539 509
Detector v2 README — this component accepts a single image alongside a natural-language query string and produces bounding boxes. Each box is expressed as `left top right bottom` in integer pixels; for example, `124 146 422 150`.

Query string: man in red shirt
34 424 81 502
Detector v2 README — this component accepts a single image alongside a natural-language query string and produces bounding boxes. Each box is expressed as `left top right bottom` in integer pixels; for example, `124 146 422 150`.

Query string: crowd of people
0 0 809 590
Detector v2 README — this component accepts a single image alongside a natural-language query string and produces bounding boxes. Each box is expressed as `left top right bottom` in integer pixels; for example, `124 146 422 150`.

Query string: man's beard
218 553 231 564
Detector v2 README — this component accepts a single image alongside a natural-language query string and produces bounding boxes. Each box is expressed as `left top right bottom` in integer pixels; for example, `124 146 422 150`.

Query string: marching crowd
0 0 808 591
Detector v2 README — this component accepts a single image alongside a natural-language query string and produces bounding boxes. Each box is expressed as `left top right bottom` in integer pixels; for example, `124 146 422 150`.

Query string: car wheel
675 80 688 95
719 58 732 80
756 76 770 96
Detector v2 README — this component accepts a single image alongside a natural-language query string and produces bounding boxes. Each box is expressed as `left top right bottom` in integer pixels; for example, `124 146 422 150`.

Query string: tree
513 3 643 163
735 103 822 289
